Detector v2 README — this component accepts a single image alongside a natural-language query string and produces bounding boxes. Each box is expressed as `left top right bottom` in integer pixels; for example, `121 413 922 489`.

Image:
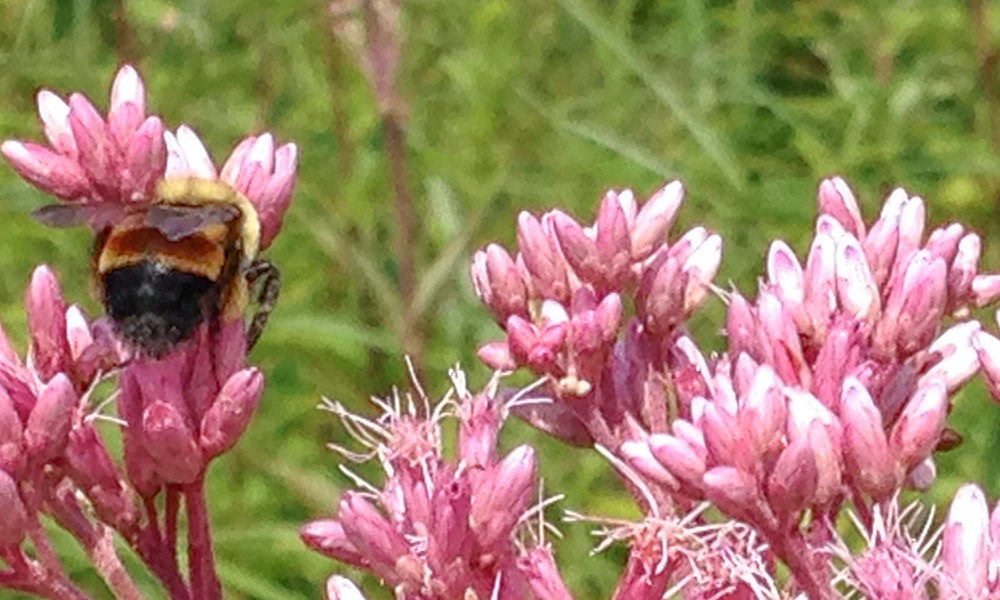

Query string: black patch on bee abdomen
103 262 218 358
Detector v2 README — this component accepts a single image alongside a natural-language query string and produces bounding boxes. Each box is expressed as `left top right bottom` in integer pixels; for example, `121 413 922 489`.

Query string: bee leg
245 259 281 350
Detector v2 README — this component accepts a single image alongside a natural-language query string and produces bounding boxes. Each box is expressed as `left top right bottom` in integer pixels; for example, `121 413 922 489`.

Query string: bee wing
32 203 127 230
146 204 239 241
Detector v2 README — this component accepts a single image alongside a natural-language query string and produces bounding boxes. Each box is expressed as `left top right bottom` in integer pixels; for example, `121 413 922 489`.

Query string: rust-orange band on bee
97 224 228 280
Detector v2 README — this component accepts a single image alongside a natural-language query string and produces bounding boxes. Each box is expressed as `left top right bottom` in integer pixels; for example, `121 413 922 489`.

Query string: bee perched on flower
1 66 298 358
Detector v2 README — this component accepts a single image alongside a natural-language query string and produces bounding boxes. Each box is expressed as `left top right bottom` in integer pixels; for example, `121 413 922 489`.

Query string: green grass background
3 0 1000 598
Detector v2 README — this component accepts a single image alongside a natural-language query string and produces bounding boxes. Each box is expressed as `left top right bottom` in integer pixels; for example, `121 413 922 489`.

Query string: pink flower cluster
302 375 574 600
0 65 297 600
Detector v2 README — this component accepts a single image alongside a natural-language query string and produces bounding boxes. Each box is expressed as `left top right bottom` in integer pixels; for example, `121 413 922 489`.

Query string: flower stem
185 476 221 600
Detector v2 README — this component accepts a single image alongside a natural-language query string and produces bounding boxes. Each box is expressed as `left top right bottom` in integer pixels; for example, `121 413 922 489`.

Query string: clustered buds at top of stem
472 182 722 454
302 371 572 600
1 65 166 204
0 64 299 600
469 176 1000 600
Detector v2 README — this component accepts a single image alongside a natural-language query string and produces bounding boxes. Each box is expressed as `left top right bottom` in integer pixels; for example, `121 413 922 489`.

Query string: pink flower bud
940 484 989 598
199 368 264 460
25 265 70 382
470 445 536 551
325 576 368 600
517 212 570 302
835 234 880 321
973 330 1000 402
803 232 837 338
973 274 1000 307
862 190 904 287
631 181 683 261
0 388 23 477
551 211 602 287
767 427 818 518
68 93 117 198
24 373 76 466
703 466 761 525
476 341 517 371
165 125 217 179
121 116 166 202
458 393 502 468
0 470 27 547
611 546 671 600
301 520 367 567
636 252 683 335
108 65 145 148
518 546 575 600
36 90 76 156
888 379 947 471
1 140 90 200
767 241 806 328
818 177 865 238
141 401 202 484
925 223 964 265
482 244 528 322
338 492 414 585
949 232 981 306
682 233 722 313
621 439 680 492
701 404 755 474
840 378 899 500
647 433 705 492
594 191 633 289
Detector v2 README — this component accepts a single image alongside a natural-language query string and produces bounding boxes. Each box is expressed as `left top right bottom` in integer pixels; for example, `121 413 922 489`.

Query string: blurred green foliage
2 0 1000 598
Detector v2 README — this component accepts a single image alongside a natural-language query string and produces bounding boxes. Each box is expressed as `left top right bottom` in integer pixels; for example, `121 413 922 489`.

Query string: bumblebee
34 178 280 358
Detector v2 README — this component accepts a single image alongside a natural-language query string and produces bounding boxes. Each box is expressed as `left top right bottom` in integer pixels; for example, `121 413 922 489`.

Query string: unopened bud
0 470 27 546
199 368 264 460
142 401 202 484
24 373 76 466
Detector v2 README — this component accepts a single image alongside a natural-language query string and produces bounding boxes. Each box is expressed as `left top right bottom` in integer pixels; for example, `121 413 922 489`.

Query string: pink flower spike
818 177 865 239
199 368 264 460
1 140 90 200
325 576 368 600
36 90 76 156
940 484 989 598
631 180 683 261
0 470 28 547
141 401 203 484
24 373 76 467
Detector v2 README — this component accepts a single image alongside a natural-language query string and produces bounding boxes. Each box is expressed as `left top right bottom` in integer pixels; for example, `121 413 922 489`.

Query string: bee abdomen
102 262 218 358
